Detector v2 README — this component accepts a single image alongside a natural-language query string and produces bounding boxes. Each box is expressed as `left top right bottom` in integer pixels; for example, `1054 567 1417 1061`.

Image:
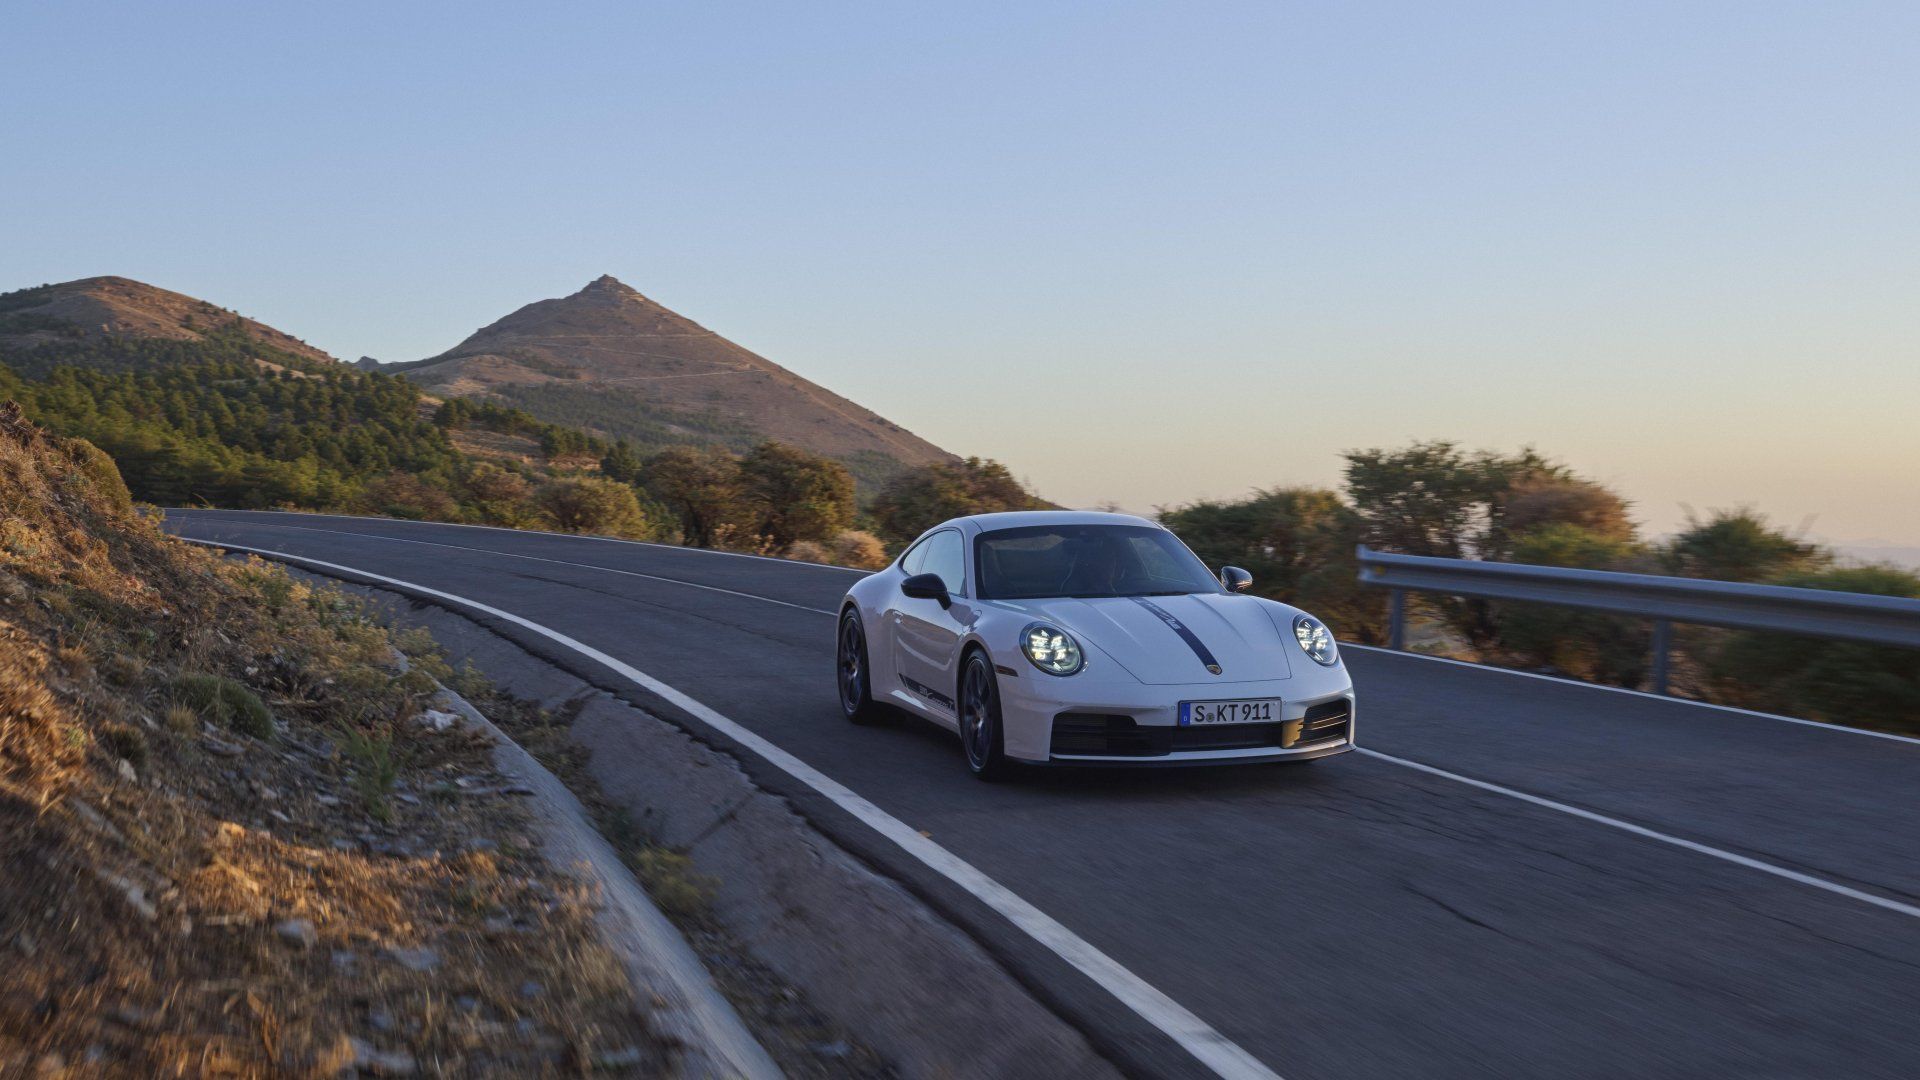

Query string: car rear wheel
837 610 885 724
959 651 1011 781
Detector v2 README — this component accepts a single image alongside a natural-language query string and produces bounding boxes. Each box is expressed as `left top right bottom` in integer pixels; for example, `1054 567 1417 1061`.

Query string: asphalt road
168 510 1920 1080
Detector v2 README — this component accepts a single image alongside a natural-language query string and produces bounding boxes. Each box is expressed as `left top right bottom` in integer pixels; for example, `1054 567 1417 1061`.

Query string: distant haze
3 2 1917 546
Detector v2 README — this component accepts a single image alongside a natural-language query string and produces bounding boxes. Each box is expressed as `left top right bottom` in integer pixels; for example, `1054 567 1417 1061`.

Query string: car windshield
975 524 1224 600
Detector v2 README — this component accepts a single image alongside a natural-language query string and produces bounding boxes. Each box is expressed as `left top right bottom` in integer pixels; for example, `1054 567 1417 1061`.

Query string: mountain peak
400 278 958 489
578 274 642 300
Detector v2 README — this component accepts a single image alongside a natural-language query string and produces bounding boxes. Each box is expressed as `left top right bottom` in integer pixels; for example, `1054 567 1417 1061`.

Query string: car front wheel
837 610 885 725
959 651 1011 781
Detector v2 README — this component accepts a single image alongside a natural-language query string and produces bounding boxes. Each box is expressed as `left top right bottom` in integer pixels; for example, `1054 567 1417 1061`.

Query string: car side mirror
1220 566 1253 593
901 572 952 608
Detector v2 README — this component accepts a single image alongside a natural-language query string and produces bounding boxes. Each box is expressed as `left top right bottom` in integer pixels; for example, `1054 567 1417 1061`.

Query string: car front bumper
993 665 1357 766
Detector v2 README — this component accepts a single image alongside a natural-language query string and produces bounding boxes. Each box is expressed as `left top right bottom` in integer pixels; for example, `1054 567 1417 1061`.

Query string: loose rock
385 946 440 972
276 918 317 949
349 1037 417 1076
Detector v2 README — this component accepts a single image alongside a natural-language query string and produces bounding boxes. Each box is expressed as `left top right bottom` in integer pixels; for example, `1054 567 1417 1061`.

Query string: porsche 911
835 511 1355 778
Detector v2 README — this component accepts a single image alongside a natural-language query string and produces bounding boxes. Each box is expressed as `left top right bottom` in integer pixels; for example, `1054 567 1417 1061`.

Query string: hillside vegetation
0 278 993 564
1161 440 1920 733
0 404 663 1073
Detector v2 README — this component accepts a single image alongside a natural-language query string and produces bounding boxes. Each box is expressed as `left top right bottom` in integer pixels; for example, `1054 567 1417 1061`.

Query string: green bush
339 726 399 822
64 438 135 515
1705 565 1920 733
173 672 274 739
1664 508 1828 582
1491 524 1652 684
867 456 1043 547
1159 487 1385 643
534 475 650 536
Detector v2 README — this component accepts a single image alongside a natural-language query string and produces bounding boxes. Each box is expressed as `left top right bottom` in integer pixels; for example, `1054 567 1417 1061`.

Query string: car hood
1000 593 1299 685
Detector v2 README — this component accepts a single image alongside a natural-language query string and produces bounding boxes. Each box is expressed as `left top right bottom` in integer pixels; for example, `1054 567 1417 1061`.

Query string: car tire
959 651 1012 781
837 610 885 725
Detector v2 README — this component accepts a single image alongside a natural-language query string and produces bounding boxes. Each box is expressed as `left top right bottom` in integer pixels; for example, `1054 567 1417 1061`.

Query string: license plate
1179 698 1280 726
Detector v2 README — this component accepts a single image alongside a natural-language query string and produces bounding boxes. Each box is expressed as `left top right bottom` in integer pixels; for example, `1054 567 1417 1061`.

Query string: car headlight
1021 623 1084 676
1293 614 1338 666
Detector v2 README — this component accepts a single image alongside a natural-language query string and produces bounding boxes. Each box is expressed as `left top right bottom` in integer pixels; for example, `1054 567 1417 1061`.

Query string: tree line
13 315 1896 728
0 324 1049 572
1157 441 1919 732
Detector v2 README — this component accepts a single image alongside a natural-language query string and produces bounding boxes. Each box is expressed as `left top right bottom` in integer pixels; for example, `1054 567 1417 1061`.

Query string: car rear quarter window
899 536 931 576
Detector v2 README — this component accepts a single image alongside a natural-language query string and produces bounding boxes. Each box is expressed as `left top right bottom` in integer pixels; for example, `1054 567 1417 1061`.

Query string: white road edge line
165 507 871 573
1343 643 1920 748
202 520 839 616
180 538 1282 1080
1357 747 1920 921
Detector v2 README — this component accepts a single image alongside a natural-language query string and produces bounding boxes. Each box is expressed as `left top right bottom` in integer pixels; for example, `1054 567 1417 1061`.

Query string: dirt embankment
0 402 666 1075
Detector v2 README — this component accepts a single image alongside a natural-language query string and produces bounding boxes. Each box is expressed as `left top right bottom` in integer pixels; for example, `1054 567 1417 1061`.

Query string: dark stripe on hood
1128 596 1223 675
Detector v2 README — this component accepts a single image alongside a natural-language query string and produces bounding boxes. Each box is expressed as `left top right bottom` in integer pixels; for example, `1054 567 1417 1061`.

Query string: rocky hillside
0 276 335 366
388 276 957 489
0 404 663 1073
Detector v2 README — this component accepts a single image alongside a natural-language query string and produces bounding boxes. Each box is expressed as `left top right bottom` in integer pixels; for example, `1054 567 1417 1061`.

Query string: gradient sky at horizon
4 2 1917 548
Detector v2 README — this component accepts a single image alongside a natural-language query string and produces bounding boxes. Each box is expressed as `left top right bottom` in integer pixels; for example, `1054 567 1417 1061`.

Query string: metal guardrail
1355 545 1920 693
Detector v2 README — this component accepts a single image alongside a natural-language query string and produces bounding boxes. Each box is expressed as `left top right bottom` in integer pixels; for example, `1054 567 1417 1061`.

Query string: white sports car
835 511 1355 778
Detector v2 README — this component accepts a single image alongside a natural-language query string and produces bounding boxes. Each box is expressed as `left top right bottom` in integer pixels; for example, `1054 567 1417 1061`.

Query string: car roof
944 510 1162 534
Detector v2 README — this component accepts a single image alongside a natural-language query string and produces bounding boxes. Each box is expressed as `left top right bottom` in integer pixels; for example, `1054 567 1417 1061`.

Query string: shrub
1704 565 1920 732
1664 507 1829 582
737 441 856 548
1159 487 1385 642
830 530 890 570
868 457 1042 545
101 652 143 686
173 673 273 739
357 472 460 521
340 726 399 822
642 445 755 547
1491 524 1652 684
458 462 534 524
1501 475 1633 542
99 722 148 769
535 476 649 536
63 438 135 516
784 540 831 565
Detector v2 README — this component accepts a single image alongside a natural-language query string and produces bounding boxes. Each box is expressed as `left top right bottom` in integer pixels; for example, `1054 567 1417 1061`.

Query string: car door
889 528 969 725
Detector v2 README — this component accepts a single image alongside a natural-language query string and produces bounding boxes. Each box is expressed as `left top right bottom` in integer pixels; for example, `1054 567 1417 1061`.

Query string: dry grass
451 664 893 1079
0 403 664 1075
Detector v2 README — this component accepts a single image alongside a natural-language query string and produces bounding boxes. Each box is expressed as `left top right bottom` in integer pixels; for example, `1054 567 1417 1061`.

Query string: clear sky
5 2 1917 549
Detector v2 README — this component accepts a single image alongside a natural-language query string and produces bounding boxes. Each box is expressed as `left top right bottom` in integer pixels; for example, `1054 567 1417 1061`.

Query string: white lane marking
1342 643 1920 748
182 538 1283 1080
166 507 871 574
1357 747 1920 921
193 520 839 617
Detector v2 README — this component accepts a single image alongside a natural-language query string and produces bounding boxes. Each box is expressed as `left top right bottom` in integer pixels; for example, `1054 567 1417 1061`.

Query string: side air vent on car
1300 699 1352 744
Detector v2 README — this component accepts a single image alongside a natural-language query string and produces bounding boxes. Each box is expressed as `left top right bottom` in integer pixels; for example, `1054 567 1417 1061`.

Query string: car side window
921 530 966 596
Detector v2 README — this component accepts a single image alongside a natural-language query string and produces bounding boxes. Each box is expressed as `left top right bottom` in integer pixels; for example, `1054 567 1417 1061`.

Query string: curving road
168 510 1920 1080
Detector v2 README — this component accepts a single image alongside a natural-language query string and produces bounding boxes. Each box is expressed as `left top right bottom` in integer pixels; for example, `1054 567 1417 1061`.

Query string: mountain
0 275 625 520
0 276 336 366
389 275 956 489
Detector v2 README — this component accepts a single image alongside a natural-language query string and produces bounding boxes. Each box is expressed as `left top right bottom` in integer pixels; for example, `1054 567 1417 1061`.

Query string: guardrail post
1388 588 1405 651
1650 618 1672 695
